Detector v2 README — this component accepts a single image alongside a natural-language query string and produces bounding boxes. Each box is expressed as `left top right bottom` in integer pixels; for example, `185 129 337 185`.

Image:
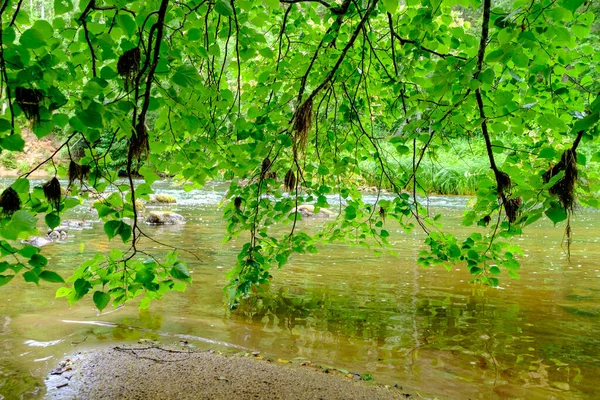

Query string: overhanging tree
0 0 598 309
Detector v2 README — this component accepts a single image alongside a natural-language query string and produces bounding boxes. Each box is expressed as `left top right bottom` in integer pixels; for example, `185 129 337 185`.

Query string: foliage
0 0 598 310
358 137 492 195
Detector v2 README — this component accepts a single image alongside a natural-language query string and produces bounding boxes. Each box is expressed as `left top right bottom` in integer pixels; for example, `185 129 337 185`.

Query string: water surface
0 181 598 399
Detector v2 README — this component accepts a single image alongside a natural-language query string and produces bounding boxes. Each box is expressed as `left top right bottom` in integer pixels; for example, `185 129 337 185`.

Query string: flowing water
0 181 599 399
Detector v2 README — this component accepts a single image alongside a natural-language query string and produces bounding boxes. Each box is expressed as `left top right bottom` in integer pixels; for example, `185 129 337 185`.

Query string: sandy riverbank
45 345 413 400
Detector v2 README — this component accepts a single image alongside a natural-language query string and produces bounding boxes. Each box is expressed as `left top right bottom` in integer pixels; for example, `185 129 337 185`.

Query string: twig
21 132 79 178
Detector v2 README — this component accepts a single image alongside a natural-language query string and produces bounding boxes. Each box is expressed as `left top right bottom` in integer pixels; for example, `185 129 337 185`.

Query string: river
0 180 598 399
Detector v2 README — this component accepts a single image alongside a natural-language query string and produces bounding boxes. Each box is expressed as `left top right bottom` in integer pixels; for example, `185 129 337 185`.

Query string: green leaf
467 249 479 261
20 28 47 48
543 170 565 189
489 266 501 275
104 220 121 240
39 270 65 283
383 0 398 13
56 287 71 298
100 66 117 80
0 274 15 286
395 145 409 154
172 65 201 87
33 20 53 37
116 14 137 36
79 108 104 129
559 0 585 12
512 52 529 68
18 245 39 258
135 269 157 290
264 0 278 9
590 95 600 113
119 223 132 243
45 213 61 230
485 49 505 63
448 244 461 258
469 265 483 275
187 28 201 41
12 178 29 194
344 205 357 220
170 262 191 282
0 119 12 133
97 205 116 218
0 134 25 151
139 165 160 185
54 0 73 15
317 164 329 175
23 270 39 284
215 0 233 16
74 278 92 297
545 203 568 225
11 210 36 229
572 112 599 133
538 147 557 159
93 291 111 312
29 254 48 268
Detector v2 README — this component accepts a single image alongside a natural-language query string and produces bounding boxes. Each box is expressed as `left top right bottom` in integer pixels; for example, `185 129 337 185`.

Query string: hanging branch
473 0 512 207
301 0 379 107
290 0 378 157
78 0 98 77
387 13 398 76
296 0 352 103
8 0 23 27
230 0 242 118
125 0 170 261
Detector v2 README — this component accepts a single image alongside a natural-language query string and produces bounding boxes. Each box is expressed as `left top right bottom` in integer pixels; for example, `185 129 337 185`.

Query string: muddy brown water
0 181 599 399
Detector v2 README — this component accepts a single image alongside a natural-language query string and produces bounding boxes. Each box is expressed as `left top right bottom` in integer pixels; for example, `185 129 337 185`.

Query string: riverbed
0 180 599 399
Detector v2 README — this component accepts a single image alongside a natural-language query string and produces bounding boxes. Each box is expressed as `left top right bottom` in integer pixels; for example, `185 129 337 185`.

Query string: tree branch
78 0 98 77
297 0 352 103
389 26 467 61
280 0 331 8
8 0 23 27
302 0 379 106
126 0 170 260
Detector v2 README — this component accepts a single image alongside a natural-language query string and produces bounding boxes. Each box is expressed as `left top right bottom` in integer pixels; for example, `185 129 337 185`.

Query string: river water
0 181 599 399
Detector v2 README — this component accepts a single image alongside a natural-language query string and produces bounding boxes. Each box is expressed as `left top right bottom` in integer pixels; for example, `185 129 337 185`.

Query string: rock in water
144 211 186 225
22 236 52 247
291 204 336 218
148 194 177 204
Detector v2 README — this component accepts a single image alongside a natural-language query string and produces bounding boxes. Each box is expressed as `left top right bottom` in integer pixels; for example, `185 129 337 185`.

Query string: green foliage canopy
0 0 598 309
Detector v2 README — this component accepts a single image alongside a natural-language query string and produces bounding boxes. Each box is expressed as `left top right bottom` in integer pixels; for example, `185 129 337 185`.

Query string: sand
45 345 412 400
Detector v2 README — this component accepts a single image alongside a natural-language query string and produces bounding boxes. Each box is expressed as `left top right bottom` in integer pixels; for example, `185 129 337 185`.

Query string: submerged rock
145 211 186 225
22 236 52 247
292 204 336 218
148 194 177 204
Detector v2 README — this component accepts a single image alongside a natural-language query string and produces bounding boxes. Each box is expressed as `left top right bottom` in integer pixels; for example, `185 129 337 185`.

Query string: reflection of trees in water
0 364 41 399
236 288 317 333
237 288 522 347
236 286 584 389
